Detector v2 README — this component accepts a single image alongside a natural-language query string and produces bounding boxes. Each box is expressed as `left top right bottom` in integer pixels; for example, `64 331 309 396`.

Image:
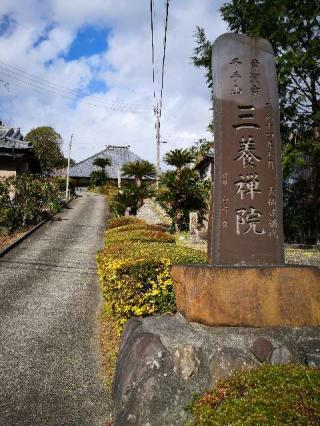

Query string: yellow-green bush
186 364 320 425
105 225 175 244
97 219 207 332
107 222 164 233
108 216 145 229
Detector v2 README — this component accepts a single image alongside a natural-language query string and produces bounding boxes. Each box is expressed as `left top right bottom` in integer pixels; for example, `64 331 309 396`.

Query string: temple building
0 122 40 178
69 145 151 187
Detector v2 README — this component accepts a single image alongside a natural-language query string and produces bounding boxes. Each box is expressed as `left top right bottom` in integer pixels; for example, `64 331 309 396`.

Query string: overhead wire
150 0 156 105
0 58 141 111
0 68 104 108
149 0 170 115
1 22 144 112
6 21 146 112
159 0 170 117
0 59 150 114
0 59 89 98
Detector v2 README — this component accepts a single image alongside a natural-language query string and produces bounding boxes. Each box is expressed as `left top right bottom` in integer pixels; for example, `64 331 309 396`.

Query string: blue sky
63 26 110 95
63 26 110 96
0 14 16 37
63 25 110 61
0 0 227 163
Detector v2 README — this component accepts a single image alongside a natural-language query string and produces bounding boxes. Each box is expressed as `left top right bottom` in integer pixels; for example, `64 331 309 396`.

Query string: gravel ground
285 246 320 267
178 238 320 267
0 192 111 426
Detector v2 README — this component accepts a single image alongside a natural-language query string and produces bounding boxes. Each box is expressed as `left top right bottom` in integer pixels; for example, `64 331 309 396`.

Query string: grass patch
177 236 320 267
186 364 320 425
98 308 120 390
285 247 320 266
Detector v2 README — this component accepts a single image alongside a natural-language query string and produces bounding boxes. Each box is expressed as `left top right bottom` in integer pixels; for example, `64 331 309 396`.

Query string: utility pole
155 106 161 189
117 168 121 188
65 133 73 200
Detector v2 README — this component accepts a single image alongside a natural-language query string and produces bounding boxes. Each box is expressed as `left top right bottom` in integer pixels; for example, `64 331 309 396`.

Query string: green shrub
97 182 118 200
108 216 145 229
90 170 108 187
108 223 164 233
105 225 175 244
186 364 320 425
97 217 207 332
158 165 211 231
110 182 155 216
0 175 63 232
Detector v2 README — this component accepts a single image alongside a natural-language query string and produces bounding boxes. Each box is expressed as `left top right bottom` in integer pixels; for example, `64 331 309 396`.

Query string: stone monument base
171 265 320 327
112 314 320 425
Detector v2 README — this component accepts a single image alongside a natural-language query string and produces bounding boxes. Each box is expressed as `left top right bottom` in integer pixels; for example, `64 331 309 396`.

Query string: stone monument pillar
189 211 199 241
209 34 284 265
172 33 320 328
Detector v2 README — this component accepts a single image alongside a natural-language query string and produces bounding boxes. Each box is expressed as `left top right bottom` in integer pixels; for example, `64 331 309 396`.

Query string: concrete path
0 192 110 425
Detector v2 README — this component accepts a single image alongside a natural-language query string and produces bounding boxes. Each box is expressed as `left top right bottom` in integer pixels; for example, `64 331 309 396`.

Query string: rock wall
112 314 320 425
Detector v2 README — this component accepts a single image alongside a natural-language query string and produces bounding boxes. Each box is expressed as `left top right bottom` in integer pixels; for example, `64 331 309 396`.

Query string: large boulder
112 314 320 425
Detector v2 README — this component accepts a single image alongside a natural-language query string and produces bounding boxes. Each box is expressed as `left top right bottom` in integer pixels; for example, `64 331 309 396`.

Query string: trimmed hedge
186 364 320 425
0 175 64 232
108 216 145 229
105 226 175 244
97 219 207 332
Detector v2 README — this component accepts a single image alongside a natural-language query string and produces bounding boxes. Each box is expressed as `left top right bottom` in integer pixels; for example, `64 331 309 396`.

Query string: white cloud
0 0 228 166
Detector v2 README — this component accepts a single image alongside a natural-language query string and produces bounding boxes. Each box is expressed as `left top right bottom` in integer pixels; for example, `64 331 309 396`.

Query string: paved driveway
0 192 110 425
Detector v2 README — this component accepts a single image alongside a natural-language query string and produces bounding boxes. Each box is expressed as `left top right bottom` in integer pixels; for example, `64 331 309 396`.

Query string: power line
149 0 171 180
0 60 87 98
159 0 170 117
0 68 121 111
0 60 150 114
0 68 93 103
150 0 156 104
0 70 135 113
0 59 142 111
0 70 148 114
2 21 146 113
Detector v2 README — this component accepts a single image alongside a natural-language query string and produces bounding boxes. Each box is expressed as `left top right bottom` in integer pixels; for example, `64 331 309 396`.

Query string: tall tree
25 126 66 174
192 0 320 243
93 157 112 172
158 148 210 231
163 149 195 173
121 160 156 187
193 1 320 143
90 157 112 188
219 0 320 147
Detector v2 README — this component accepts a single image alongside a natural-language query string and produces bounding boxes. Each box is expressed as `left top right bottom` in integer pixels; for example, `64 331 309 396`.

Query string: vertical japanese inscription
210 34 284 265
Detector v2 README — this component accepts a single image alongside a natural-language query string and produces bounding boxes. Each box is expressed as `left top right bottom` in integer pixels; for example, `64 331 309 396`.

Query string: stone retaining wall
112 314 320 425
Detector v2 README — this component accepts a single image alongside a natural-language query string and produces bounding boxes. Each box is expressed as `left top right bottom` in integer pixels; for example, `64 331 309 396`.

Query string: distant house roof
69 145 144 179
0 122 41 173
0 123 32 152
194 148 214 179
194 148 214 170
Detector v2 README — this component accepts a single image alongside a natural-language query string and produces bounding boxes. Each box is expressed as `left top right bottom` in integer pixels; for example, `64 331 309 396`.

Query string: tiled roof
69 145 145 179
0 138 32 150
0 125 32 150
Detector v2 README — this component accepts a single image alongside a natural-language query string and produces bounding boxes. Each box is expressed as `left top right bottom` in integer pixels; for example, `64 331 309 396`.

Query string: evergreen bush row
0 175 65 232
97 216 207 332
